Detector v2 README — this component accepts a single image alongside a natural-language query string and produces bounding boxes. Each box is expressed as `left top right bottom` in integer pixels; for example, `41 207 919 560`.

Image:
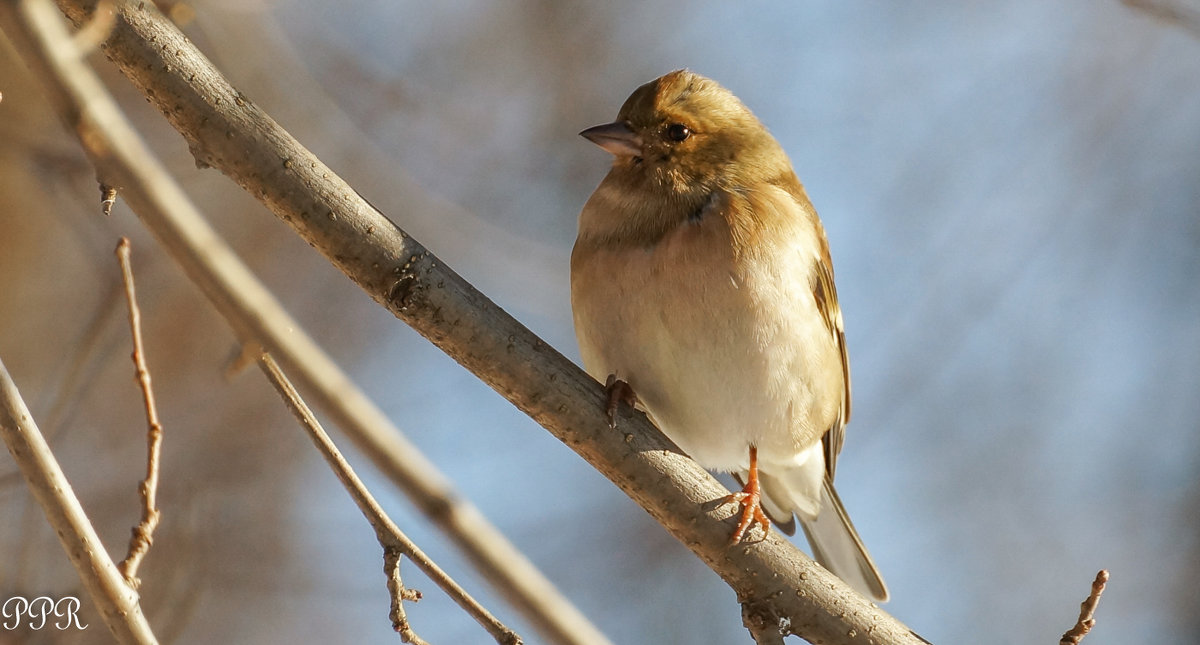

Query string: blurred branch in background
7 0 926 642
0 1 611 643
1123 0 1200 35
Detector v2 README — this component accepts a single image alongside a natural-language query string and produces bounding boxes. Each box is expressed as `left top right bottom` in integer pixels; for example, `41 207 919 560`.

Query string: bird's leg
720 445 771 545
603 374 638 428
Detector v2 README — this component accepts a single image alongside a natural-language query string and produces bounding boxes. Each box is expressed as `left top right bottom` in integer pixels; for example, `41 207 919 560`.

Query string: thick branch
28 1 925 641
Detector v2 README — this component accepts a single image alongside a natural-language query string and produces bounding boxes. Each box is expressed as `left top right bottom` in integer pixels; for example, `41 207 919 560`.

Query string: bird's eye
665 123 691 142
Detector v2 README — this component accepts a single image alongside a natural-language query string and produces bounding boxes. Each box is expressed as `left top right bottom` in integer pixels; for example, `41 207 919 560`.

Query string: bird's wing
810 233 851 479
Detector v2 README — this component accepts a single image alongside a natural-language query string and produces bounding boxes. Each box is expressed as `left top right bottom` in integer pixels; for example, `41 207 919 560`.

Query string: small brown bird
571 70 888 601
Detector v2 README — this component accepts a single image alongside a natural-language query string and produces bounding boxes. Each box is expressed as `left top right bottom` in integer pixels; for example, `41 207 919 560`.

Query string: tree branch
384 546 431 645
114 237 165 589
13 0 927 641
0 357 158 644
1059 570 1109 645
256 350 522 645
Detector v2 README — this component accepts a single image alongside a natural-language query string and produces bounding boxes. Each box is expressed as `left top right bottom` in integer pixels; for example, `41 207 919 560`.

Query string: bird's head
580 70 788 200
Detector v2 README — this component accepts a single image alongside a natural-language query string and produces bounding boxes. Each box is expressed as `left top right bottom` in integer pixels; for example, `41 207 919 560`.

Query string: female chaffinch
571 69 888 602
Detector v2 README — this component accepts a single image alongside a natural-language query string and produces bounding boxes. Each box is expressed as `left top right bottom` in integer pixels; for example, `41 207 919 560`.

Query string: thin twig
114 238 164 589
255 351 522 645
1059 570 1109 645
0 357 158 644
385 547 429 645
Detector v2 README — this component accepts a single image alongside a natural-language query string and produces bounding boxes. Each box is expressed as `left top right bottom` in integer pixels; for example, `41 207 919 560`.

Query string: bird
570 69 888 602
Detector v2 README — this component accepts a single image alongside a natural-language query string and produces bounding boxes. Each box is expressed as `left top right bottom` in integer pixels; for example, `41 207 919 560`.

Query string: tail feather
745 447 888 602
798 480 889 602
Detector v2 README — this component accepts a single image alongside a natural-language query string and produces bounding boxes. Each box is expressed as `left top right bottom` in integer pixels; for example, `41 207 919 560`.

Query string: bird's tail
798 480 889 602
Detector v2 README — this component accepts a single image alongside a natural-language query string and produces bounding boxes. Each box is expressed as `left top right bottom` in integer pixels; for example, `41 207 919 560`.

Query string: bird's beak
580 121 642 158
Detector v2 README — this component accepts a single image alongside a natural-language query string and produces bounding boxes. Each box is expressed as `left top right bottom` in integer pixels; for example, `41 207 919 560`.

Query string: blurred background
2 1 1199 643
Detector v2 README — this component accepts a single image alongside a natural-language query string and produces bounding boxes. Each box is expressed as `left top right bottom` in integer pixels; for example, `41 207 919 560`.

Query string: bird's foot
720 485 770 546
720 447 771 545
603 374 638 428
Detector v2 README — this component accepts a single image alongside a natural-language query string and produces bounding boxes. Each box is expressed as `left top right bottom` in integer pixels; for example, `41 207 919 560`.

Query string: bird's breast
571 200 841 470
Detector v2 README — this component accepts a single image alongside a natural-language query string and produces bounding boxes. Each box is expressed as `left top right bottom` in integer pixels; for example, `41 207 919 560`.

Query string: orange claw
720 446 770 545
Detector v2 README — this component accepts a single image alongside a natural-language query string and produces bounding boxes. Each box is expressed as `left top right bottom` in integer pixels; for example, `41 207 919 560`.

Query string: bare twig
385 547 429 645
113 237 164 589
1 2 610 644
1059 570 1109 645
256 351 521 645
0 357 158 644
